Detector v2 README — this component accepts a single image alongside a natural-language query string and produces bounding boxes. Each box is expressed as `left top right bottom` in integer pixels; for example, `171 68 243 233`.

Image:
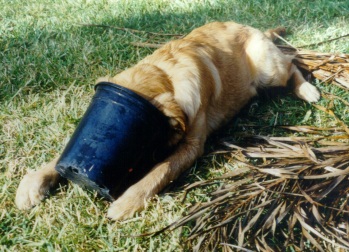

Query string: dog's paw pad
296 82 321 103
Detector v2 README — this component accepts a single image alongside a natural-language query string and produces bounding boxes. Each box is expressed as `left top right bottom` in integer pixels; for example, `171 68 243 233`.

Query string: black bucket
55 82 172 201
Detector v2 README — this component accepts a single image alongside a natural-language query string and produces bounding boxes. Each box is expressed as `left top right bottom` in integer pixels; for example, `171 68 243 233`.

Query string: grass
1 0 349 251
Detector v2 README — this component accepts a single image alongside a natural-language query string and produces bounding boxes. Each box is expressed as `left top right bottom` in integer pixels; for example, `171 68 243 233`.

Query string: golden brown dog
15 21 320 220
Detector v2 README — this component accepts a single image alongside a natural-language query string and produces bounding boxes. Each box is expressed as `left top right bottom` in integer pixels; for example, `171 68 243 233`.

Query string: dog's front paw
296 82 321 103
15 171 52 210
107 187 147 221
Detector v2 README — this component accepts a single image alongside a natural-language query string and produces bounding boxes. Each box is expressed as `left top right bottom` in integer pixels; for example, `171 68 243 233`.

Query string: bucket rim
95 81 170 124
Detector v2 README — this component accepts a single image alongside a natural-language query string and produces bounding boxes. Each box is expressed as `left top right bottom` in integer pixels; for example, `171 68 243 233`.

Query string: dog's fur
16 21 320 220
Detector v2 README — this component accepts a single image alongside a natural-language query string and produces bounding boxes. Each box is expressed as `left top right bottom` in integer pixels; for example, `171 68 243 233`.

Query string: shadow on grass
1 0 348 101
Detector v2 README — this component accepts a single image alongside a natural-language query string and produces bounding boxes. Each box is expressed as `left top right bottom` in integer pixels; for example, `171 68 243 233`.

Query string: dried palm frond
161 136 349 251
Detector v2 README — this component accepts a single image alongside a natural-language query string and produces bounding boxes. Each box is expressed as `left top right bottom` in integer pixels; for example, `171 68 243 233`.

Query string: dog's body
16 22 320 220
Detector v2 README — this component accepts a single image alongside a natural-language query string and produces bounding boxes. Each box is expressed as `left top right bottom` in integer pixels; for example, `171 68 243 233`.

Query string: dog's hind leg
289 64 321 102
246 28 320 103
264 27 321 102
15 157 64 210
107 112 207 221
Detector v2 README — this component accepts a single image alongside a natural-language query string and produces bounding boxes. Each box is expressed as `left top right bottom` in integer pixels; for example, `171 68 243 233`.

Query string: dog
15 21 320 220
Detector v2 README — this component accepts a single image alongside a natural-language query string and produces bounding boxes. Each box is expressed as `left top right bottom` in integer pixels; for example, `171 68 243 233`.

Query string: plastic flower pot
55 82 172 201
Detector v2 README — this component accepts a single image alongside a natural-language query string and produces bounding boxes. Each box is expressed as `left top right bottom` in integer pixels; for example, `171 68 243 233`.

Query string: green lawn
1 0 349 251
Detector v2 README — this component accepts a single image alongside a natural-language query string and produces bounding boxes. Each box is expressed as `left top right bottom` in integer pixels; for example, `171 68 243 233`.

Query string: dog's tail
264 27 286 41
